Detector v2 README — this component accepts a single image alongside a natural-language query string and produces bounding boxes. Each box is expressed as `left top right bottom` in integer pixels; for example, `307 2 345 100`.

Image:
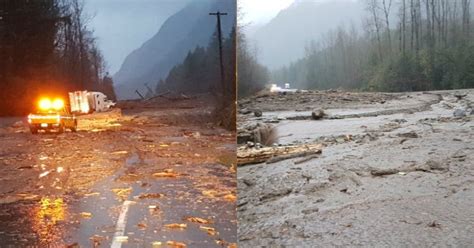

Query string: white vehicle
269 83 298 93
69 91 115 114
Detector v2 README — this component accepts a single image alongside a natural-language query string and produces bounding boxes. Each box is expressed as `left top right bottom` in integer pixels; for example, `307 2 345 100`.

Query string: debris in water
166 241 187 248
57 166 64 173
151 241 163 247
112 187 132 201
80 212 92 218
84 192 100 197
137 222 148 229
135 193 164 199
185 216 211 224
202 190 218 198
39 171 51 178
223 194 236 202
164 223 187 229
111 151 128 155
428 221 441 228
114 236 129 243
370 168 399 176
153 169 179 178
199 226 217 236
89 235 105 247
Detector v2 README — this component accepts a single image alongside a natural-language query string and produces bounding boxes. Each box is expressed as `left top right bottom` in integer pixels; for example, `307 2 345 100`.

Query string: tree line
154 28 236 99
236 13 270 98
272 0 474 92
0 0 115 116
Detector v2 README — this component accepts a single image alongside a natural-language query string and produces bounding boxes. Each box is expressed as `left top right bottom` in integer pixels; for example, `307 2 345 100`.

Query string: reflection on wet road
66 159 237 247
0 100 237 247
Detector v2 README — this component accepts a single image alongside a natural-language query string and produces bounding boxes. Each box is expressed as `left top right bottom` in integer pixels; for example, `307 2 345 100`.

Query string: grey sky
84 0 189 74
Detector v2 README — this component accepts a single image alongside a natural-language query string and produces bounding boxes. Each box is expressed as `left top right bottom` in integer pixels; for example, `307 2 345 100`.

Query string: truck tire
71 120 77 132
30 127 38 134
58 124 64 134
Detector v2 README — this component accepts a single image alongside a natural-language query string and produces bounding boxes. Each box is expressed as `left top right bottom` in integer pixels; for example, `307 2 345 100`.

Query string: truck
28 98 77 134
68 91 115 114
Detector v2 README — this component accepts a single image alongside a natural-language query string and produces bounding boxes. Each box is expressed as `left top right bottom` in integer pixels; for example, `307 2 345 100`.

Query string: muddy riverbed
0 96 237 247
237 89 474 247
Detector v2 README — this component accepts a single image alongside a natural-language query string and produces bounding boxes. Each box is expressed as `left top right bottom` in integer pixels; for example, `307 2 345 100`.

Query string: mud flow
0 96 237 247
237 90 474 246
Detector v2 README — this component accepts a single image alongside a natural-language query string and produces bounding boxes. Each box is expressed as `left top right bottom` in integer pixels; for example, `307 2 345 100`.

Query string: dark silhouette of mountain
114 0 235 99
249 0 365 69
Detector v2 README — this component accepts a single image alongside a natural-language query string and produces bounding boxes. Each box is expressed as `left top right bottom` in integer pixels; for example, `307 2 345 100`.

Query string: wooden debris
135 193 164 199
294 154 320 164
166 241 187 248
164 223 187 229
237 144 323 166
223 194 236 202
153 169 179 178
185 216 211 224
80 212 92 218
199 226 217 236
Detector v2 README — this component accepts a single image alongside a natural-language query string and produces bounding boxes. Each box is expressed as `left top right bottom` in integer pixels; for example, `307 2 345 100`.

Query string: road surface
0 95 237 247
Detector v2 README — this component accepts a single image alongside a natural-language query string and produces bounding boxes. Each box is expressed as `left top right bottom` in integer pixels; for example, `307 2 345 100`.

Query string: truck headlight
52 99 64 110
39 98 52 110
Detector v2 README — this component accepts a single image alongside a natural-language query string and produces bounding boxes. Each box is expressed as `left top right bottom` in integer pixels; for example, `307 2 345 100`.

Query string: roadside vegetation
271 0 474 92
0 0 116 116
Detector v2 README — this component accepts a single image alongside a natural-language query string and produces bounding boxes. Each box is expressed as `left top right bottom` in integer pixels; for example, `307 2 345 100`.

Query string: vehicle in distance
69 91 115 114
28 98 77 134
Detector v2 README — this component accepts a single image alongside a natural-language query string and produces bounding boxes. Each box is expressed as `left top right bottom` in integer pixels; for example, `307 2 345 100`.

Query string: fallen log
237 144 323 166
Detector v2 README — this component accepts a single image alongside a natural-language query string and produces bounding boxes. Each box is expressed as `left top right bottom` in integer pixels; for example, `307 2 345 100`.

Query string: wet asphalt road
0 103 237 247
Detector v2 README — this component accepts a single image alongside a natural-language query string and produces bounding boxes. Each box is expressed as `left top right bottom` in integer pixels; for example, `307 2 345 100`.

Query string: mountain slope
114 0 235 99
249 0 365 69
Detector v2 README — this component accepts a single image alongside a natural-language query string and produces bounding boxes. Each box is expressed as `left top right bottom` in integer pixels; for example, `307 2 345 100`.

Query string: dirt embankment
237 89 474 247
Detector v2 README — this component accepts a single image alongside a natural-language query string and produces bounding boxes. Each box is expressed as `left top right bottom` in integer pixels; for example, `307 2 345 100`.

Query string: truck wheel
58 124 64 134
30 127 38 134
71 121 77 132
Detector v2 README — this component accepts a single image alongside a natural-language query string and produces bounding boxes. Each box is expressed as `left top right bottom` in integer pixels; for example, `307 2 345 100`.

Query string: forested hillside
272 0 474 92
114 0 236 99
249 0 365 69
155 28 236 98
0 0 115 116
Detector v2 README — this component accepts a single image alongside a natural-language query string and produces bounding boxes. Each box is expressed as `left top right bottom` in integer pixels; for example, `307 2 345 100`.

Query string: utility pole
209 11 227 100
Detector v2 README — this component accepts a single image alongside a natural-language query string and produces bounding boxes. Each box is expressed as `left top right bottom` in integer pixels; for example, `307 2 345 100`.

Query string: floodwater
237 89 474 247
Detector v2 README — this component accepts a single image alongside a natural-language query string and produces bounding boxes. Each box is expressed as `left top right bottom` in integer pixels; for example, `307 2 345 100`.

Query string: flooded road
0 96 237 247
237 89 474 247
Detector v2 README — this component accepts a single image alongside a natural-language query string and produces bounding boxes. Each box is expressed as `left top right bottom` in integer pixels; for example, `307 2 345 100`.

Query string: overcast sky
238 0 294 26
84 0 189 75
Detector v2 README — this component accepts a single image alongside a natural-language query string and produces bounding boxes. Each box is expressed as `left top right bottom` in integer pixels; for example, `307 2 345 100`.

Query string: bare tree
366 0 383 61
382 0 393 52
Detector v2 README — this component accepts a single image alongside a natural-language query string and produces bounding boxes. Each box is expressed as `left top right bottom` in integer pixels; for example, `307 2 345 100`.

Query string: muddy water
238 89 474 247
276 102 454 145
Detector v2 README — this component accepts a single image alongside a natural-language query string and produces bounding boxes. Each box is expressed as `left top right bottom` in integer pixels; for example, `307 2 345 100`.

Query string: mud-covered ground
237 89 474 247
0 95 237 247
